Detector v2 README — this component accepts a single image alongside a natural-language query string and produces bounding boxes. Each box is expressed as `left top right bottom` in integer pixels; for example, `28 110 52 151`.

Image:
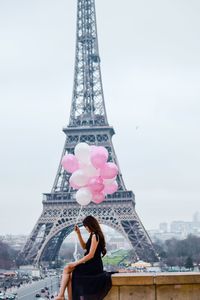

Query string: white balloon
103 176 116 186
82 163 100 177
76 187 92 206
70 169 89 187
74 142 90 163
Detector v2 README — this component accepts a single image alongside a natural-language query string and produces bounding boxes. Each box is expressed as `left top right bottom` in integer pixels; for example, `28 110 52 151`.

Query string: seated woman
55 215 112 300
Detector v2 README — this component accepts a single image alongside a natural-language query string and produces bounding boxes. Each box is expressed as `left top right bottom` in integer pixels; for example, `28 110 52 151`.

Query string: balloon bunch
61 142 119 206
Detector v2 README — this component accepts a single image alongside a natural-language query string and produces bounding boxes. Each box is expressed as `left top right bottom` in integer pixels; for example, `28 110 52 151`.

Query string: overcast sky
0 0 200 235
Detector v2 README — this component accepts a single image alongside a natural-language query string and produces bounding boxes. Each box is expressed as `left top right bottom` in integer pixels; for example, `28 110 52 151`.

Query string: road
12 276 60 300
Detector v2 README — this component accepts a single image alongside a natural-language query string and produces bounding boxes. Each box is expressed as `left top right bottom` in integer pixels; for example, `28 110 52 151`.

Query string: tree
0 241 17 269
185 256 194 270
152 235 200 268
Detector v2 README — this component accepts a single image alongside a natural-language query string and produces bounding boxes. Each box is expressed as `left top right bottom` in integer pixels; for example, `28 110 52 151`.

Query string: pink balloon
100 162 118 179
87 176 104 193
69 176 80 190
103 181 118 194
91 146 108 169
103 176 116 186
62 154 79 173
92 192 105 204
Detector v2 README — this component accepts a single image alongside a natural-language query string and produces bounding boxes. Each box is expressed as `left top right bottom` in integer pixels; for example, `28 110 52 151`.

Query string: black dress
72 233 112 300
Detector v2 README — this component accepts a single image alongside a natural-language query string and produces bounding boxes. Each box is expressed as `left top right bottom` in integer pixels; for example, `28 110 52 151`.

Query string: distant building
159 222 168 233
170 221 192 234
19 265 41 278
170 220 200 237
193 211 200 223
108 236 131 250
148 230 183 242
148 213 200 242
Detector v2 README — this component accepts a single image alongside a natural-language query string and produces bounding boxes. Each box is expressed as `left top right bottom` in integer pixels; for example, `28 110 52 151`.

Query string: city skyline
0 0 200 235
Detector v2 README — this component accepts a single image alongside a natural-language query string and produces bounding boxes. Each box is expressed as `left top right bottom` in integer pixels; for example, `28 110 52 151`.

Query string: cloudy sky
0 0 200 235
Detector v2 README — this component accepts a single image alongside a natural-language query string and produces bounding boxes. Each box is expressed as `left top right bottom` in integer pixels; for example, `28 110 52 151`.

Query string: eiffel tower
20 0 158 265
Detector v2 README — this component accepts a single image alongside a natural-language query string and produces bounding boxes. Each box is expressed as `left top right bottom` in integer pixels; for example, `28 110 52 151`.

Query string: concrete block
156 283 200 300
105 286 119 300
112 273 154 286
155 272 200 285
120 285 155 300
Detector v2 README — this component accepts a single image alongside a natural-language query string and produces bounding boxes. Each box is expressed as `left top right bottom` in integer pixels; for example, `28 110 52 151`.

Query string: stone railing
105 272 200 300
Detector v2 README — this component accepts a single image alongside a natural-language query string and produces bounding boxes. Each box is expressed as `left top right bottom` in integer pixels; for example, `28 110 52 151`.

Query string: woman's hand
67 262 77 270
74 225 81 235
75 226 86 249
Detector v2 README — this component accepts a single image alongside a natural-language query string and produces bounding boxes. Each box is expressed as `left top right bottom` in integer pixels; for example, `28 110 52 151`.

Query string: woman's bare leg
56 266 72 298
67 273 72 300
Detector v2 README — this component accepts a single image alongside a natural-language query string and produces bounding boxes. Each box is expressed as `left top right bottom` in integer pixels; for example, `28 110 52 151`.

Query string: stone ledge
155 272 200 285
112 272 200 285
111 273 154 285
105 272 200 300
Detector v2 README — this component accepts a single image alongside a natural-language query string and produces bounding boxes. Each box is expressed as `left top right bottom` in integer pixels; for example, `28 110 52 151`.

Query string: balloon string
75 205 83 225
73 205 83 261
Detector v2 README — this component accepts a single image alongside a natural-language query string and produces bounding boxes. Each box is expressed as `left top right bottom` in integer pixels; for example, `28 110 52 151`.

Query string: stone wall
105 272 200 300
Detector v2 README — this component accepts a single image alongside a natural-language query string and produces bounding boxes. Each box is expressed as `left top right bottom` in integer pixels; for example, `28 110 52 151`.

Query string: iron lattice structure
20 0 158 265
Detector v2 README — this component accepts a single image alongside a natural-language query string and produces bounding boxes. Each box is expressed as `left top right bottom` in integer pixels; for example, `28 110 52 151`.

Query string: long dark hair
83 215 107 257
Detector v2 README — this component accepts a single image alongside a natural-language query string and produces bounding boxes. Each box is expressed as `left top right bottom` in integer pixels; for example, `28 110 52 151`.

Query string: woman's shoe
54 296 65 300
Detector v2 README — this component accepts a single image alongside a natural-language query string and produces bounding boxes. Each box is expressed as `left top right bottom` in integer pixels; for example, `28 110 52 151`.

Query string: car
5 294 16 300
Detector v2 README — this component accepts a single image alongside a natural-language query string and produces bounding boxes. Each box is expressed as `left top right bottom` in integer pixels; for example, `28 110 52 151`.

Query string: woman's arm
75 225 86 250
75 234 98 266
